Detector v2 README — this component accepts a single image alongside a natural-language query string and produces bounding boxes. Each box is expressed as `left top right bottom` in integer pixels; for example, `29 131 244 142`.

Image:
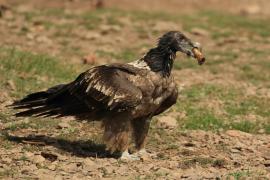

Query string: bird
11 31 205 160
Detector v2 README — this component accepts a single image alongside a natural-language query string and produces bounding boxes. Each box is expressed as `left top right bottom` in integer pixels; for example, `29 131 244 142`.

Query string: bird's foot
134 148 148 156
119 150 140 161
133 149 155 160
119 149 155 161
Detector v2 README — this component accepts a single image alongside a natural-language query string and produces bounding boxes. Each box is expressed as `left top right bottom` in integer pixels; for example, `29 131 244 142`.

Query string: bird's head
158 31 205 65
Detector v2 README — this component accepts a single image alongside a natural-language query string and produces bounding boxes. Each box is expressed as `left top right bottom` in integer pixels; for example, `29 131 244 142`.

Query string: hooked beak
179 41 206 65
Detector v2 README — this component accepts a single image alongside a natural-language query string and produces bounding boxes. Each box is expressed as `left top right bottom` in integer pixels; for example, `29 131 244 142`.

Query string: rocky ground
0 0 270 179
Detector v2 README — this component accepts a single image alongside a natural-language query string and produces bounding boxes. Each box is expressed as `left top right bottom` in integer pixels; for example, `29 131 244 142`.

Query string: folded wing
12 65 143 117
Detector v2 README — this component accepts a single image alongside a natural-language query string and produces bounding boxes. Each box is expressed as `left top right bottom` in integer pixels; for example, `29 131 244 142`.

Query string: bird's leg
102 115 131 153
132 118 152 156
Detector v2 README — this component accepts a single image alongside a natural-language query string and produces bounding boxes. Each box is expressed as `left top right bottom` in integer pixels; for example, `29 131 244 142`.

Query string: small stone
202 172 216 179
264 160 270 167
36 36 52 44
140 153 151 162
82 54 96 65
263 152 270 160
32 155 46 164
25 151 34 158
61 163 79 173
36 169 55 179
226 130 252 138
0 122 3 130
21 164 38 174
181 169 196 178
26 33 35 40
171 171 183 178
157 116 178 129
230 148 240 153
48 164 56 171
83 158 98 170
191 27 209 36
57 122 71 129
85 32 101 40
240 5 261 15
100 25 121 34
258 129 265 134
226 176 235 180
2 9 13 20
155 167 170 175
7 80 16 90
54 175 64 180
2 157 12 164
0 90 9 103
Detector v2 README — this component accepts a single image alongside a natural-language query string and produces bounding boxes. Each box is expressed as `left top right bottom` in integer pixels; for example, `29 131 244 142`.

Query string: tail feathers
12 83 90 118
12 84 69 117
16 91 49 104
12 99 46 109
15 106 58 117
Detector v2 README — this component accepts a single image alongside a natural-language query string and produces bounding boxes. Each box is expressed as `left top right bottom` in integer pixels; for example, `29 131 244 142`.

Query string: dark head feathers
143 31 203 76
158 31 193 52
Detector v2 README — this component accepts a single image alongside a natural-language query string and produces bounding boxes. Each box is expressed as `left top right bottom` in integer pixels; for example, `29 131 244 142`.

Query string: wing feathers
70 65 143 112
13 64 143 118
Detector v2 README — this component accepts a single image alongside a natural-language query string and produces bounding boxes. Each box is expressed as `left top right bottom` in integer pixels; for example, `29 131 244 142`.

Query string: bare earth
0 0 270 179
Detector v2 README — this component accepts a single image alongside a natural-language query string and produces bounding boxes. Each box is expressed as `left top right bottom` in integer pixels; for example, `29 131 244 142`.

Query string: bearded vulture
12 31 205 160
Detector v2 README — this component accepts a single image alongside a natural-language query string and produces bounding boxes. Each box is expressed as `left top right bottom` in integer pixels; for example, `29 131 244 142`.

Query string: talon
120 150 140 161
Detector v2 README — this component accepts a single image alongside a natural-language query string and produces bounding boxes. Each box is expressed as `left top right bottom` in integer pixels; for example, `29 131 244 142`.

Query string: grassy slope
0 7 269 179
1 8 269 135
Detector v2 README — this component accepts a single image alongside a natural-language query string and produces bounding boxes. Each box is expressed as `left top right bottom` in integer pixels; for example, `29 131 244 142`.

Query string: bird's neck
142 46 176 77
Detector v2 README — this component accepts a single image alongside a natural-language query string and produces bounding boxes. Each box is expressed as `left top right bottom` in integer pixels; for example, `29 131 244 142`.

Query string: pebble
157 116 178 129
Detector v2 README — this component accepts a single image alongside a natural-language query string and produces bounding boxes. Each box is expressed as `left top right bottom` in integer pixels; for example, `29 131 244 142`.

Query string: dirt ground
0 0 270 179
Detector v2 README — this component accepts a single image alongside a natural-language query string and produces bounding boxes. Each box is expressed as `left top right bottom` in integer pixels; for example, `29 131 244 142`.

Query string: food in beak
192 48 205 65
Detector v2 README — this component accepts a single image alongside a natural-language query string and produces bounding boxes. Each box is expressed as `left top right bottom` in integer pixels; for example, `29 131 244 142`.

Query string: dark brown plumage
12 31 205 160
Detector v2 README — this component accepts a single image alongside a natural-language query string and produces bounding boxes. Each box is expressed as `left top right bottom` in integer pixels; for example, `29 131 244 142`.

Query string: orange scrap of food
192 48 205 65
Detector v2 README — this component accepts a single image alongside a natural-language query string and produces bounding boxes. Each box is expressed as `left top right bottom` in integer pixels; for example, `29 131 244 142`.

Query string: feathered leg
132 118 157 159
102 113 131 153
132 118 151 151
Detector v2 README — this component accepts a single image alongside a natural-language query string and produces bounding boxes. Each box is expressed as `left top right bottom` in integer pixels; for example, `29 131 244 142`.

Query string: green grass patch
174 57 198 70
22 8 74 22
36 8 270 36
96 49 137 62
239 64 270 85
19 7 270 38
175 84 270 134
264 124 270 134
0 137 15 149
4 122 32 131
0 169 15 178
0 112 9 123
179 157 226 169
227 170 252 180
182 84 221 101
181 108 224 131
0 47 76 97
182 11 270 38
225 96 270 118
4 118 60 132
230 121 258 133
207 50 238 65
